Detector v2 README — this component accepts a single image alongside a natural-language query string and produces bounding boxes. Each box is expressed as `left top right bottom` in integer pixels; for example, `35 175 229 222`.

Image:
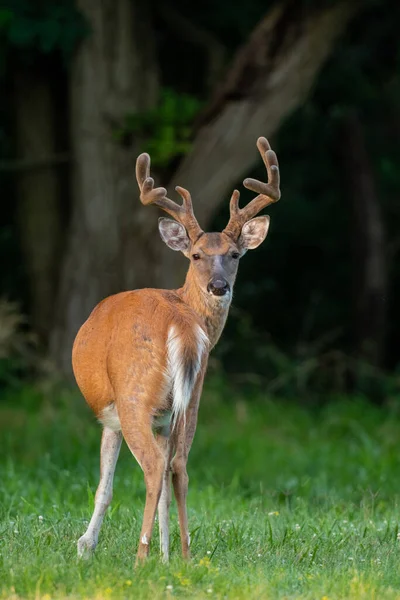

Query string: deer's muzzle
207 278 230 297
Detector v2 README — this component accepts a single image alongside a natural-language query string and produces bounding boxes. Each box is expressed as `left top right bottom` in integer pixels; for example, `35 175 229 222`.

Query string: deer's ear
238 216 270 251
158 218 190 252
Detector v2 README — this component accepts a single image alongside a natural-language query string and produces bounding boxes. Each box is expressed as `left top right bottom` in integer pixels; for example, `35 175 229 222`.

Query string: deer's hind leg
117 387 168 563
77 425 122 558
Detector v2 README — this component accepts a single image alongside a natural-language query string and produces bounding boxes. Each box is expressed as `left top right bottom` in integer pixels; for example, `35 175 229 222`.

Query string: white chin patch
209 291 231 303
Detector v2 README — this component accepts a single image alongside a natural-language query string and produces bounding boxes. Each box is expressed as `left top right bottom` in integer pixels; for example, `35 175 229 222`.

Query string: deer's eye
231 252 240 259
192 253 201 261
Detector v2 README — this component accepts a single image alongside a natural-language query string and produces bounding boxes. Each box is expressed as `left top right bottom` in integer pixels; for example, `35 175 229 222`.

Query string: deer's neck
176 268 231 348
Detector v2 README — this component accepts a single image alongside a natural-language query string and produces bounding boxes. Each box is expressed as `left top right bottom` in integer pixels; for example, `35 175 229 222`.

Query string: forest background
0 0 399 398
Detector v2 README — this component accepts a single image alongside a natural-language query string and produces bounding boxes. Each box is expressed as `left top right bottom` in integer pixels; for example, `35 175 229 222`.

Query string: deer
73 137 280 564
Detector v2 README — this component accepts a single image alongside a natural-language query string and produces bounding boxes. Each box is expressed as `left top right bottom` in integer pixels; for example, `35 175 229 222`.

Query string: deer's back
72 289 203 417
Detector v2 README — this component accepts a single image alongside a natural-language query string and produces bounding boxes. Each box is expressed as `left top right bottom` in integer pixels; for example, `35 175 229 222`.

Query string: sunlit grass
1 380 400 598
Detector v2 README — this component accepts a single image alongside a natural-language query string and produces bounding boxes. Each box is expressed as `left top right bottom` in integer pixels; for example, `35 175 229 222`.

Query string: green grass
1 380 400 599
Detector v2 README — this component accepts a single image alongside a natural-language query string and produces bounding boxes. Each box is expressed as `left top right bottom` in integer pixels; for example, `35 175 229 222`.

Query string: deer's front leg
157 434 174 562
171 371 205 560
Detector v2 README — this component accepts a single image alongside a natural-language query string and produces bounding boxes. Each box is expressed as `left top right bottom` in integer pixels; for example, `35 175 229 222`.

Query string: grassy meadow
1 378 400 599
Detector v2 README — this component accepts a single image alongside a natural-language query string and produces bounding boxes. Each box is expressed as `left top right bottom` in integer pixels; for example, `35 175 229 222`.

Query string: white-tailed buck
73 137 280 563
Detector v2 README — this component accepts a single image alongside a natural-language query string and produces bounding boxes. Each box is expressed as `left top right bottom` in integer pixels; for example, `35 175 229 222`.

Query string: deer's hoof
77 535 96 559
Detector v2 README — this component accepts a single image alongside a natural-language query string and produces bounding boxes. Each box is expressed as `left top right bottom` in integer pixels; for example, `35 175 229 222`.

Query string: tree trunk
50 0 159 373
14 69 63 344
340 112 387 366
53 0 361 375
170 1 359 228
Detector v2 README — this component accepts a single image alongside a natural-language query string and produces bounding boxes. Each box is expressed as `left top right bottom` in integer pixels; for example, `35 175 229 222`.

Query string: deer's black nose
207 278 230 296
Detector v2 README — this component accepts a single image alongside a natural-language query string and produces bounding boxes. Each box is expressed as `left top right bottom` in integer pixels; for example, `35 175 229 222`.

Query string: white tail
167 324 209 428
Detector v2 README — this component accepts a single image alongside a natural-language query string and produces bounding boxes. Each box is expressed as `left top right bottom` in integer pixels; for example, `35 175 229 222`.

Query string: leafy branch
114 88 203 167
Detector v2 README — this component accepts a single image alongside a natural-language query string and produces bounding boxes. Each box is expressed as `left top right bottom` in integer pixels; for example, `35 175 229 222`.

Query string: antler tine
175 186 202 236
135 153 203 241
223 137 281 240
